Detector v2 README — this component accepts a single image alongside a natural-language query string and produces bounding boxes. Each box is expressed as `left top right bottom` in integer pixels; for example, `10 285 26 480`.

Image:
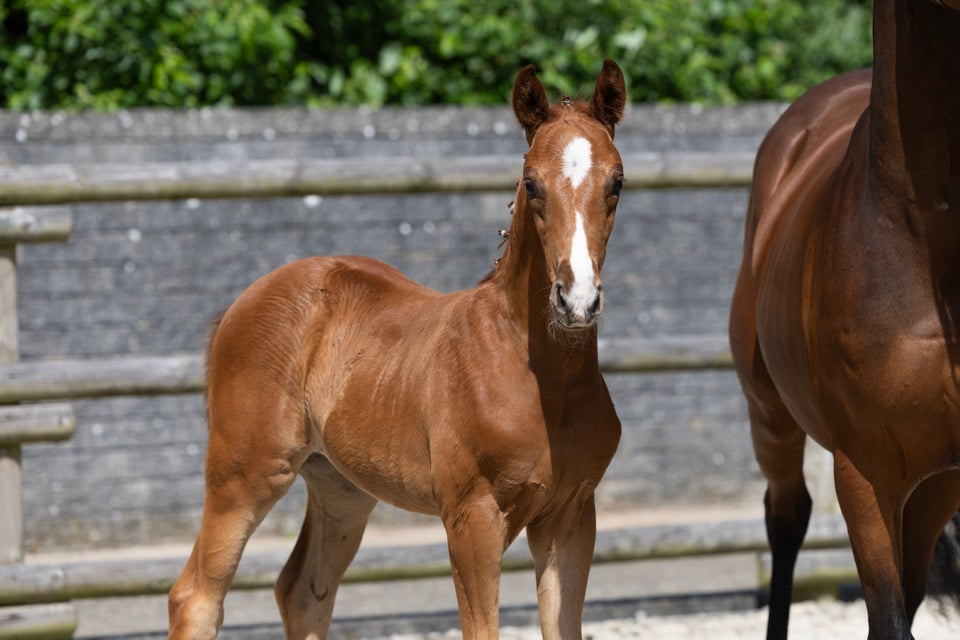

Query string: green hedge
0 0 873 110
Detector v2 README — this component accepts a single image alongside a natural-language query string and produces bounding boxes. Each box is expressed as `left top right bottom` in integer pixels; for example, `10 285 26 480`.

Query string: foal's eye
524 179 539 199
611 175 624 197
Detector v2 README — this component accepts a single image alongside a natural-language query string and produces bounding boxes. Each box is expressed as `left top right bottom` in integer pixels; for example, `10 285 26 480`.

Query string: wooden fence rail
0 336 732 404
0 151 755 205
0 207 72 243
0 404 74 446
0 513 851 606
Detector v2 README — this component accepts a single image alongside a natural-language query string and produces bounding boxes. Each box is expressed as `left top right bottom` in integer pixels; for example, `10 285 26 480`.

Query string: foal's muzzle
551 280 603 329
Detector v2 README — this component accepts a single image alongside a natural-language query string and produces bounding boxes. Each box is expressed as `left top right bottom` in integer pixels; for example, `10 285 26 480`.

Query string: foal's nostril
555 283 569 312
588 289 602 315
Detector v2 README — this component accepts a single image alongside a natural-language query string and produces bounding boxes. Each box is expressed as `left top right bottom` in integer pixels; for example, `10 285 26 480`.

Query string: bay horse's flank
729 0 960 638
168 60 625 640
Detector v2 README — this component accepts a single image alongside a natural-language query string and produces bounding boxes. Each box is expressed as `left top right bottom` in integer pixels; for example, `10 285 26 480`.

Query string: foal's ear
512 64 551 146
589 59 626 138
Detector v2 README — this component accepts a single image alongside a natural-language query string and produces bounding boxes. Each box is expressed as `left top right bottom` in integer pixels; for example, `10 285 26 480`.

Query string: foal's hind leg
169 397 306 639
168 448 299 640
275 454 377 639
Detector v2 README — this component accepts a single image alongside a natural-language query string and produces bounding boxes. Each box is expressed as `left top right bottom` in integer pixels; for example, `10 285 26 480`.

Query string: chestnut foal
169 60 626 640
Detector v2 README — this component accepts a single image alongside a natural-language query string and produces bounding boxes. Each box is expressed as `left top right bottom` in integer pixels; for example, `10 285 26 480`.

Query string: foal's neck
487 193 600 376
868 0 960 214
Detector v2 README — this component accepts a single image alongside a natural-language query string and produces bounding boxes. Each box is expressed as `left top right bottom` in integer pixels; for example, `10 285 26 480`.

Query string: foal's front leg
526 495 597 640
441 492 508 640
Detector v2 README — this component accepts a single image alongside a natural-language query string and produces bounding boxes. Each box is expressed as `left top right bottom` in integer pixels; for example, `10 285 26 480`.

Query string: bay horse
168 60 626 640
729 0 960 637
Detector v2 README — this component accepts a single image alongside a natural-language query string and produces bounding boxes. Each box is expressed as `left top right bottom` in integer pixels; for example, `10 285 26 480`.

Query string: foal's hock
168 59 626 640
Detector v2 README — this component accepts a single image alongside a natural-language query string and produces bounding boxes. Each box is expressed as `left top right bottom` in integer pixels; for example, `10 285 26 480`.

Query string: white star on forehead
562 137 592 189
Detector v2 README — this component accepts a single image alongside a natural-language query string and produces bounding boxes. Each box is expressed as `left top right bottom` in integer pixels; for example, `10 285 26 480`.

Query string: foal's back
209 254 440 401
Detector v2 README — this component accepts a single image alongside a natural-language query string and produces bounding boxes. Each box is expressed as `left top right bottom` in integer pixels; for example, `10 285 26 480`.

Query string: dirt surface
58 507 954 639
382 600 960 639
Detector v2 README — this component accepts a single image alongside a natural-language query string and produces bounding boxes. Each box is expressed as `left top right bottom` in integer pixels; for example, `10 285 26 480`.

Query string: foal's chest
526 393 621 488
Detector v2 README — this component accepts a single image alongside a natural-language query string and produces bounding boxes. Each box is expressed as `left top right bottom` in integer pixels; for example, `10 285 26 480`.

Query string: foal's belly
317 433 441 516
320 377 441 515
304 337 447 515
293 256 455 514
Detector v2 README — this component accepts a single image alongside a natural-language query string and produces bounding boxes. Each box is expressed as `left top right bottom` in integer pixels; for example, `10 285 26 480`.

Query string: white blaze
559 136 599 321
568 211 596 316
562 136 592 188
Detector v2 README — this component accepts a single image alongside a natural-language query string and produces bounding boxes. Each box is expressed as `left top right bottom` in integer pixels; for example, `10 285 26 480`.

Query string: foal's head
511 60 626 331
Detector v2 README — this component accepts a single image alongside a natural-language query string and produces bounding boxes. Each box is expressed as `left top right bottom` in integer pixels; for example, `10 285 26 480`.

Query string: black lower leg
763 486 812 640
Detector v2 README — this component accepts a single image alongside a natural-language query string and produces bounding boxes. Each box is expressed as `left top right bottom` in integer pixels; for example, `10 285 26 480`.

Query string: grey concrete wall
1 102 786 552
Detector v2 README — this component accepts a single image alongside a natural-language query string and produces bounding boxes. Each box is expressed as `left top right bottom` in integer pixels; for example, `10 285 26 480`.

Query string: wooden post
0 243 20 564
0 209 76 637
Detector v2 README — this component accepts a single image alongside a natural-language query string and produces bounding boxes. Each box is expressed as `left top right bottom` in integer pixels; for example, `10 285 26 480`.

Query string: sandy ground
382 600 960 640
48 505 960 639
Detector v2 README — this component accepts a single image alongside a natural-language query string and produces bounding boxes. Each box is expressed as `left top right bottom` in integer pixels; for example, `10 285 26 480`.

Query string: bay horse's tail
928 510 960 611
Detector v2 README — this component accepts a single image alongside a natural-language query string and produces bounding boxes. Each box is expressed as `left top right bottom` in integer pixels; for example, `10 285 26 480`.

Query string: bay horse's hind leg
731 263 811 640
275 453 377 639
901 470 960 622
750 401 812 640
832 452 913 638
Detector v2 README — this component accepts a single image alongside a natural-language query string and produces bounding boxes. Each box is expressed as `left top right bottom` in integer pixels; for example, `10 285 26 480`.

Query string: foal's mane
477 264 499 286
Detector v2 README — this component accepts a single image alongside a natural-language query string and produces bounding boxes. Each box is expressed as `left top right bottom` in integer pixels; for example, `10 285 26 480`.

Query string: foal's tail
928 510 960 611
206 311 226 362
202 310 227 428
